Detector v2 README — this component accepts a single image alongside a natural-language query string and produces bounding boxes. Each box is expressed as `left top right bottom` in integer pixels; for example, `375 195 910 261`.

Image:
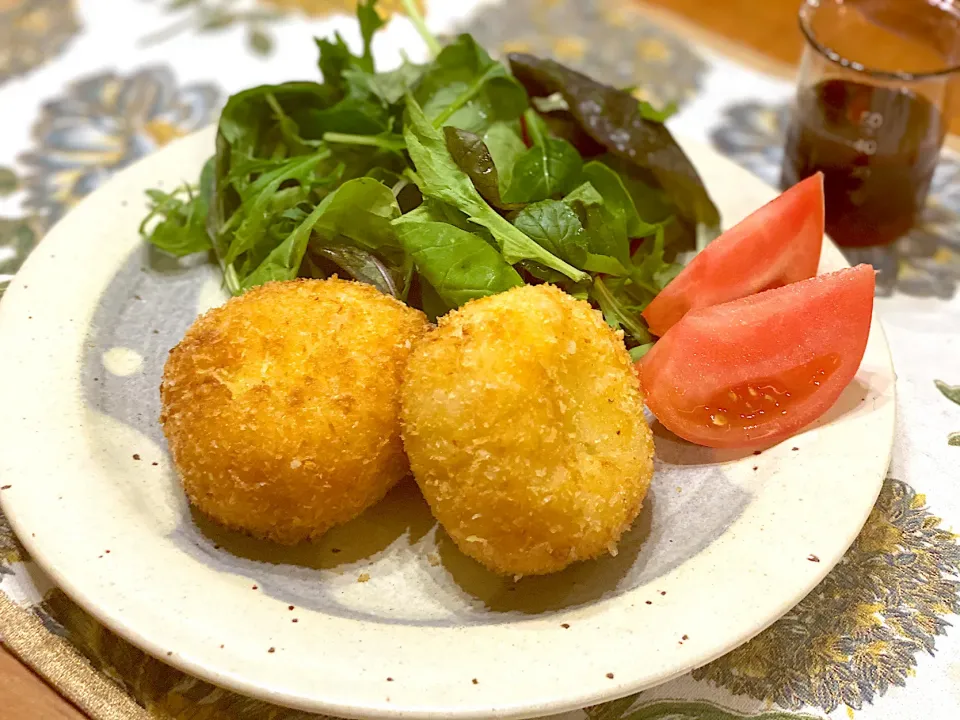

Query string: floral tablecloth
1 2 959 719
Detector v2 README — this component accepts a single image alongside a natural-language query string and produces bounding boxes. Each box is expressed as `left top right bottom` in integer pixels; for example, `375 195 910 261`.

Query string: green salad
140 0 720 357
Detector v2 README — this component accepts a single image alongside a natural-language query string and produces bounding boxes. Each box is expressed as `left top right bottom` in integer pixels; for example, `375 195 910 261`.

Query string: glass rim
798 0 960 82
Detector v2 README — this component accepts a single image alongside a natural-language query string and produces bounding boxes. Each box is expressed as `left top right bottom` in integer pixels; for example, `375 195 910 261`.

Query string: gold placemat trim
0 591 150 720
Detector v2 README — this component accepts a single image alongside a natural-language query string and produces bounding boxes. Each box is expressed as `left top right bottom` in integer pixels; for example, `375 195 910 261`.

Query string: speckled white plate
0 126 895 719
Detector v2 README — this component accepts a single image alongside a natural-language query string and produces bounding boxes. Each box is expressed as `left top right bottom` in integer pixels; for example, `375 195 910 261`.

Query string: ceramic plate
0 126 895 719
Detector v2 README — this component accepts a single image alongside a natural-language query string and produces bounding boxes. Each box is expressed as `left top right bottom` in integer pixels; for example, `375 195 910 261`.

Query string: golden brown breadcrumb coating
401 284 654 576
160 278 428 544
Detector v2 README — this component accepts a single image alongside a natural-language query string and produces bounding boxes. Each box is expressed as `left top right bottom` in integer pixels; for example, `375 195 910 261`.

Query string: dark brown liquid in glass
782 79 945 247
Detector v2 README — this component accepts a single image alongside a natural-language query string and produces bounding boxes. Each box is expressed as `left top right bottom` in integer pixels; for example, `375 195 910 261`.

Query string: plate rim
0 125 896 719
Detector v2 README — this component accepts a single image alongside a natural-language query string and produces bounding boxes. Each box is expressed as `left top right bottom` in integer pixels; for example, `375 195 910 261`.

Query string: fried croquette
160 278 428 544
401 284 654 576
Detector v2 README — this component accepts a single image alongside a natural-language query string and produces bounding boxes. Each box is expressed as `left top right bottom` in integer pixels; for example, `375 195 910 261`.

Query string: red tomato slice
642 173 825 337
639 264 875 449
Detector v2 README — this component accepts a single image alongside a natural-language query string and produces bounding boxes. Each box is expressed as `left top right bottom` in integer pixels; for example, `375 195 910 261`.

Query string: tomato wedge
639 264 875 449
642 173 825 337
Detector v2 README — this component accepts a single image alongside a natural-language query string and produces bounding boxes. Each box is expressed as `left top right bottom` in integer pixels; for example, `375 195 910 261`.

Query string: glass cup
781 0 960 247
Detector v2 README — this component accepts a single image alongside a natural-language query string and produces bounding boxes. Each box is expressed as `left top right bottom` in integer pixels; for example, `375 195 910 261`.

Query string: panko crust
160 278 428 544
401 284 654 576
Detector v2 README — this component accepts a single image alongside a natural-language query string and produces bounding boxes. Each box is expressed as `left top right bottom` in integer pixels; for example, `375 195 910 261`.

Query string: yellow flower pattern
258 0 415 16
693 479 960 714
0 0 80 84
0 510 25 567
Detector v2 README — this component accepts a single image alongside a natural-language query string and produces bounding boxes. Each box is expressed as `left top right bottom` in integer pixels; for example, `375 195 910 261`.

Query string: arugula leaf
638 99 678 123
401 0 441 57
140 185 212 257
343 61 426 106
394 220 522 308
592 276 653 345
322 131 405 153
141 157 215 257
402 94 588 282
502 110 583 204
356 0 385 73
315 0 384 89
629 343 655 361
218 82 337 157
316 33 355 93
513 200 587 267
508 53 720 231
304 95 392 136
222 151 330 266
241 199 330 291
653 261 683 290
632 224 682 293
415 35 528 133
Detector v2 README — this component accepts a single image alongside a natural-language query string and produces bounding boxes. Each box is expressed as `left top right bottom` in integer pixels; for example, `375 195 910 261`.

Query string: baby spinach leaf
501 110 583 204
415 35 527 133
402 94 588 282
241 176 400 292
400 198 473 230
599 155 676 225
501 136 583 204
309 176 402 251
562 181 631 273
515 260 571 285
419 278 450 323
513 200 587 267
563 181 604 208
508 53 720 230
395 220 522 308
581 161 657 238
482 121 526 194
310 245 402 297
443 126 520 211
